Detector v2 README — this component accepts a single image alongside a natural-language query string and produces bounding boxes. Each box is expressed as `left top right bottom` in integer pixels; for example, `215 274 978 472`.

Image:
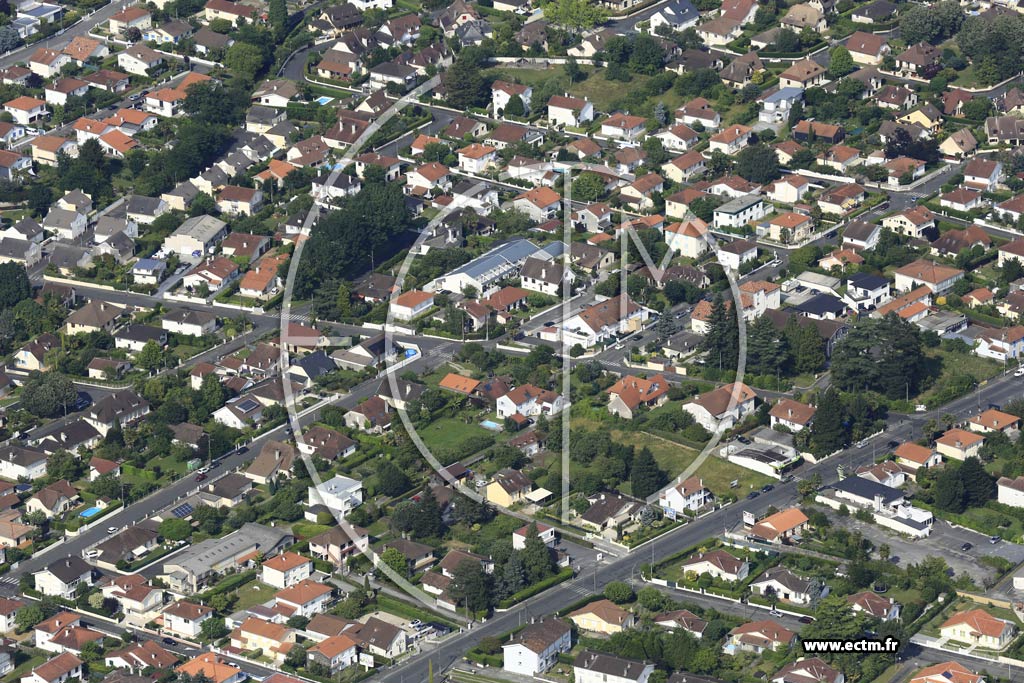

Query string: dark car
210 460 221 469
798 616 815 624
162 637 176 646
73 391 92 411
961 542 972 551
746 491 760 500
195 473 207 482
886 440 899 449
737 435 751 445
761 484 774 493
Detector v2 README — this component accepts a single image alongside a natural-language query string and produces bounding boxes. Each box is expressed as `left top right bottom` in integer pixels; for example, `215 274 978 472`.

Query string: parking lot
829 512 1024 586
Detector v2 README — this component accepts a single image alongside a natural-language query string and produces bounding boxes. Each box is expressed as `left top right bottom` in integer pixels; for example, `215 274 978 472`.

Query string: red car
195 473 207 482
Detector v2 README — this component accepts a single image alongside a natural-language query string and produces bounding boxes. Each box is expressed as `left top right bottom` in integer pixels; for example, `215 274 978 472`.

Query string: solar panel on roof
237 399 259 411
171 503 193 518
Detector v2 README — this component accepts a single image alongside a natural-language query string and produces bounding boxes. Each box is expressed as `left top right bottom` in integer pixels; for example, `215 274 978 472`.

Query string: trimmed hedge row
498 566 574 609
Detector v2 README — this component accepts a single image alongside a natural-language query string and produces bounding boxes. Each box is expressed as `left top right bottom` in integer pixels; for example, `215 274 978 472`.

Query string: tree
21 371 77 418
503 94 525 118
960 456 995 507
412 487 444 538
809 389 848 456
15 604 43 632
0 262 29 310
159 517 192 542
735 144 781 184
747 315 788 377
631 447 667 499
380 546 409 577
831 315 925 398
284 642 307 669
565 56 583 83
794 321 825 375
900 1 963 45
224 42 268 84
449 559 492 614
641 137 669 165
699 295 738 370
630 34 666 74
603 580 635 604
200 617 229 641
377 460 411 497
572 171 607 201
268 0 287 38
200 372 227 413
443 53 487 109
137 340 163 372
544 0 608 32
824 47 854 80
0 26 21 53
521 523 554 582
124 26 142 43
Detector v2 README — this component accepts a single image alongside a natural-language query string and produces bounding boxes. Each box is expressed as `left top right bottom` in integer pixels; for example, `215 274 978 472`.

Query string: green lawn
483 66 687 116
915 347 1002 405
419 416 492 452
231 580 279 611
291 521 332 540
609 429 773 496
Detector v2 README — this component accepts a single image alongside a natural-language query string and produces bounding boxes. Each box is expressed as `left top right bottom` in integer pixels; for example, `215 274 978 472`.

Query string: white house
659 477 714 518
547 95 594 127
308 475 363 516
683 383 757 432
574 651 654 683
390 290 434 321
261 552 313 589
503 619 572 676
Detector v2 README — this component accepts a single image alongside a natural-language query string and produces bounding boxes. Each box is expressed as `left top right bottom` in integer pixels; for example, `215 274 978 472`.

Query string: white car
107 526 118 534
1014 367 1024 377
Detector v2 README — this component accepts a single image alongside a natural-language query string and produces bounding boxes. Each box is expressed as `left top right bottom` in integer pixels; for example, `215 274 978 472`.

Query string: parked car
195 473 207 482
761 484 774 493
746 491 759 500
961 543 972 551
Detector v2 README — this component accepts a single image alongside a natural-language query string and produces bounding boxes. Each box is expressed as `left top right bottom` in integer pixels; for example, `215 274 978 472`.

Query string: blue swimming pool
79 506 102 518
480 419 503 431
315 96 334 105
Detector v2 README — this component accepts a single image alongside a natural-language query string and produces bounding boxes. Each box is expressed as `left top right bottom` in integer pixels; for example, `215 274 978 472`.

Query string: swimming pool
315 96 334 105
480 419 503 431
79 506 102 518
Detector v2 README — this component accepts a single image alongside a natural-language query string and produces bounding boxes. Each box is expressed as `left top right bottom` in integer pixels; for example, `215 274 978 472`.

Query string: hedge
195 569 258 601
498 566 574 609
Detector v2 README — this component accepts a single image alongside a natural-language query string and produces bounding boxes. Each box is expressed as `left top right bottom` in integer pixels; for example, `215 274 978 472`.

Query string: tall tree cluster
296 171 412 297
830 314 925 399
699 295 739 372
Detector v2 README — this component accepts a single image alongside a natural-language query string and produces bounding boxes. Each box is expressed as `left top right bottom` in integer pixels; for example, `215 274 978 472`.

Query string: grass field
610 429 773 495
915 347 1002 404
231 580 279 611
291 521 332 540
419 416 492 452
